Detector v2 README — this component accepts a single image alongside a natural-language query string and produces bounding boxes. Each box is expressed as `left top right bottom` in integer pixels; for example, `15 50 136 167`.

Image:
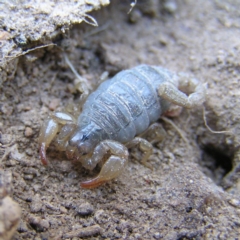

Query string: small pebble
0 30 12 40
153 232 162 239
228 199 240 208
4 159 16 167
49 98 60 111
28 215 49 232
60 206 68 214
134 233 142 239
163 1 177 13
76 202 94 216
63 224 102 238
0 196 21 240
30 196 43 213
24 127 33 137
129 9 142 23
25 148 33 156
159 36 168 46
17 220 28 233
23 174 34 180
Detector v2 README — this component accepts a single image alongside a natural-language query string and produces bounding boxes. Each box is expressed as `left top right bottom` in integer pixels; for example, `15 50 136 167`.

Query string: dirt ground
1 0 240 239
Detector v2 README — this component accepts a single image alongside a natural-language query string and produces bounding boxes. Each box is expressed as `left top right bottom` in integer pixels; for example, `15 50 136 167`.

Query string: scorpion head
66 122 101 161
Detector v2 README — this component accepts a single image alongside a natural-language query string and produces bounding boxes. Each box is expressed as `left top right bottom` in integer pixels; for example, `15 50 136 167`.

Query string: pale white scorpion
39 65 206 188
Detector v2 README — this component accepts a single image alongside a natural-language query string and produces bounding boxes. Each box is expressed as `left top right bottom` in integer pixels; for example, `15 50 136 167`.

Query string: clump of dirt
1 0 240 239
0 0 109 84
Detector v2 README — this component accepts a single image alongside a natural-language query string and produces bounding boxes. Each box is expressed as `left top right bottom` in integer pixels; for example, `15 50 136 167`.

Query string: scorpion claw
38 118 59 166
80 154 128 189
39 143 48 166
80 177 106 189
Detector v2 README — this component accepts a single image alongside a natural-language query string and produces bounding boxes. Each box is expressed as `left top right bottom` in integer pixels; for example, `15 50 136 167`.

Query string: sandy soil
1 0 240 239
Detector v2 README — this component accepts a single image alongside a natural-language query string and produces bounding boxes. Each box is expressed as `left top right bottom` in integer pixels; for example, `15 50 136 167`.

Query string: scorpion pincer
39 64 206 188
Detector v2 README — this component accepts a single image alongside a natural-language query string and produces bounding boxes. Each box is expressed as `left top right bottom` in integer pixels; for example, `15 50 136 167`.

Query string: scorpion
39 64 206 188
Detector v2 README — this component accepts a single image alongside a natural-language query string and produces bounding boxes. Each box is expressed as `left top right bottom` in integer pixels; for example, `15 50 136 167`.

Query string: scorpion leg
39 112 77 165
80 140 129 188
126 124 166 168
158 75 206 108
54 123 77 151
126 137 153 168
140 123 166 145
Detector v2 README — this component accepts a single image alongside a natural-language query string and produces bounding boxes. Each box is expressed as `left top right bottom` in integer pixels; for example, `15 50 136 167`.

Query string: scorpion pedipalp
80 140 129 188
39 112 77 165
80 155 127 188
39 118 59 165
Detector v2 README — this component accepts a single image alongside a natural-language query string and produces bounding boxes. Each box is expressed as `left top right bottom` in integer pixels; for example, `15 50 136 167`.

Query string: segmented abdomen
79 65 172 143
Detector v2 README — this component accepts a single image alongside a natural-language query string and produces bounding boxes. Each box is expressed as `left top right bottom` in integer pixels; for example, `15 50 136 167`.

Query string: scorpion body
78 65 173 144
39 64 206 188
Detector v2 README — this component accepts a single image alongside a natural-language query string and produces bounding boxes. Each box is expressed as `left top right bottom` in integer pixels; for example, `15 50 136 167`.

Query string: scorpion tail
80 155 127 189
39 117 59 166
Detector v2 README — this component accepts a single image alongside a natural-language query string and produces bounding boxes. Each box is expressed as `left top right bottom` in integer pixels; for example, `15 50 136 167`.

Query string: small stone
4 159 16 167
60 206 68 214
23 106 32 111
25 148 33 156
23 174 34 180
134 233 142 239
0 170 12 196
45 202 59 211
17 220 28 233
76 202 94 216
10 145 25 161
159 36 168 46
0 134 12 145
24 127 33 137
0 30 12 40
153 232 162 239
1 103 13 116
228 199 240 208
49 98 60 111
30 195 43 213
28 215 49 232
63 224 102 238
129 9 142 23
0 196 21 240
163 1 177 13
